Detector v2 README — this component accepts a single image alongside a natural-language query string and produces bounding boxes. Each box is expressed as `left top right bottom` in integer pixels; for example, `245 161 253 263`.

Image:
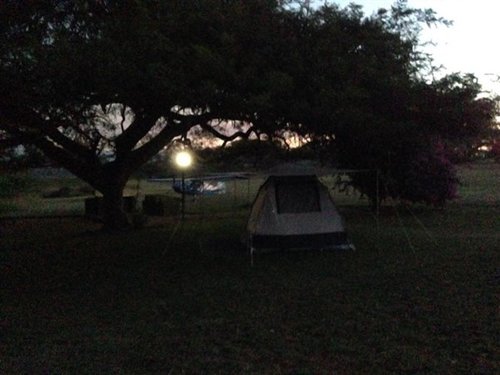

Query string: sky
326 0 500 96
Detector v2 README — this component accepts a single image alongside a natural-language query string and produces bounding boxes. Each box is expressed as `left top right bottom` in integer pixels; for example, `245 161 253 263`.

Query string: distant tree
413 74 498 162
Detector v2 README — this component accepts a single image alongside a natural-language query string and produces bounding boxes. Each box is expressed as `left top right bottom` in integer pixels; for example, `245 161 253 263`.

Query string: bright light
175 150 192 168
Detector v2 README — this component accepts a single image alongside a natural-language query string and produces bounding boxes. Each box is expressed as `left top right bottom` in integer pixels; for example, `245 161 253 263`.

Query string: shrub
401 141 458 206
342 139 459 208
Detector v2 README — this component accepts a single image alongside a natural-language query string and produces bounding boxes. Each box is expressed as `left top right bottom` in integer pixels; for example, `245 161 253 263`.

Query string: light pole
174 150 192 220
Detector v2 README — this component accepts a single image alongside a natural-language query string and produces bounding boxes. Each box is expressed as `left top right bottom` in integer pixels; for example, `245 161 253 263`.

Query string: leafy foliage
0 0 289 228
400 141 458 206
1 0 497 226
277 4 497 207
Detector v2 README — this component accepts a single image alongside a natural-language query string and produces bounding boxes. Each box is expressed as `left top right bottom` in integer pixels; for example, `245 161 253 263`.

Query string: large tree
267 1 498 206
1 0 496 228
0 0 293 228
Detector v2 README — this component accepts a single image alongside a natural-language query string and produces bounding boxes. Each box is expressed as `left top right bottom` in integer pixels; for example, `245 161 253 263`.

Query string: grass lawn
1 162 499 374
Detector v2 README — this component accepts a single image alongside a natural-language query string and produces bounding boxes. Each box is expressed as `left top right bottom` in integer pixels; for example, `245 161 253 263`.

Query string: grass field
1 162 499 374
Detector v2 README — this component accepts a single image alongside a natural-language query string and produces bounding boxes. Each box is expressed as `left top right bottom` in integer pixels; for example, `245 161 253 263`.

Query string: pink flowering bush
401 141 458 206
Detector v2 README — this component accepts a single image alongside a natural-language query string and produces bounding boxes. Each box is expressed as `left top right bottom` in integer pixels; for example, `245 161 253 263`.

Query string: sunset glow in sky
331 0 500 95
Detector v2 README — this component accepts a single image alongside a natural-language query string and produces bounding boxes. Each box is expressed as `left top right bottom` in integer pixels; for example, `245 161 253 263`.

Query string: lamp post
174 150 192 220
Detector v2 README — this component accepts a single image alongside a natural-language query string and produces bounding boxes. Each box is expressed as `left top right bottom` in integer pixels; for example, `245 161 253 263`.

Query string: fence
0 172 378 219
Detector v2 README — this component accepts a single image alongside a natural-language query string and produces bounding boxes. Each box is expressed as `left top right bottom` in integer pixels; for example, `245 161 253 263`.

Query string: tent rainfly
246 174 354 252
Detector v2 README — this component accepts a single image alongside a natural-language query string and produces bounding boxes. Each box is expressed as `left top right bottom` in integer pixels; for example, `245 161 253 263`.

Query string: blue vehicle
172 179 226 195
148 172 252 196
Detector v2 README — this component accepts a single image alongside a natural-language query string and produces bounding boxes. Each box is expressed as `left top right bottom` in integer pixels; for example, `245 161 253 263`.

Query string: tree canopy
0 0 286 228
1 0 497 227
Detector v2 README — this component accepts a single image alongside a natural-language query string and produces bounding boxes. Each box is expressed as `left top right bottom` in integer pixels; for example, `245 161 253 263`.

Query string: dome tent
246 174 354 253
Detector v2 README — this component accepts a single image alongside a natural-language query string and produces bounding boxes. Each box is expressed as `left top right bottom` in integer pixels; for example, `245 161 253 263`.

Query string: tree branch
19 131 102 188
2 108 96 160
1 112 103 187
124 112 219 171
126 118 193 171
119 105 127 133
44 126 97 160
115 112 161 155
199 121 255 146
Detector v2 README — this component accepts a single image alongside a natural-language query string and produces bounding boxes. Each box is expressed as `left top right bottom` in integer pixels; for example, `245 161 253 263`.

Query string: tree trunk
101 182 130 231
